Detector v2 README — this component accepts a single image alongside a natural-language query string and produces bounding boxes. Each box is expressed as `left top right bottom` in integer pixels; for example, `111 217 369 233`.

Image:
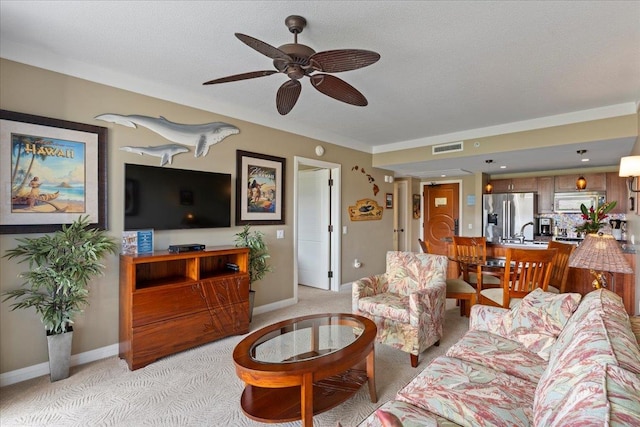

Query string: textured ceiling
1 1 639 176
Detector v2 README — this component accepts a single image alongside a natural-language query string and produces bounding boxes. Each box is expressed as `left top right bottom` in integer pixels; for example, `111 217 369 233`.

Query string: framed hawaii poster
236 150 285 225
0 110 107 234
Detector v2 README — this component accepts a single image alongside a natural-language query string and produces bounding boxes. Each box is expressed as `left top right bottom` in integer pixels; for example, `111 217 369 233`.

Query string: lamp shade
568 233 633 274
619 156 640 177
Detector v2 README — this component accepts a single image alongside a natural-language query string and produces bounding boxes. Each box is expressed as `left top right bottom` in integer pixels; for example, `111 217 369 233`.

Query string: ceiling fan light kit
204 15 380 115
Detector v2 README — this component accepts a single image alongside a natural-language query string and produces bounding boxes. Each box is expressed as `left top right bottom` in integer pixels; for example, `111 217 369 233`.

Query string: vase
47 328 73 381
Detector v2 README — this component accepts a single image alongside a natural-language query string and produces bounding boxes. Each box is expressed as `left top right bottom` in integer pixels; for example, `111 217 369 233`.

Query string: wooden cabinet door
555 174 580 191
555 173 606 192
606 172 628 213
511 177 538 192
490 179 513 193
537 176 554 213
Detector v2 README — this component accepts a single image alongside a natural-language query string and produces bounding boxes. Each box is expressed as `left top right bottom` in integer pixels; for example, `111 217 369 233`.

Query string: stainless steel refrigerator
482 193 537 243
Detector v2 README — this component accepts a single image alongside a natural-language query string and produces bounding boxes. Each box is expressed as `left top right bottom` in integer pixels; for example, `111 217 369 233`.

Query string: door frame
394 179 410 251
293 157 342 299
420 179 464 240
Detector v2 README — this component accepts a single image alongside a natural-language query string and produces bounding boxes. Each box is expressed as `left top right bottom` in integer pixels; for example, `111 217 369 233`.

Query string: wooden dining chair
478 247 557 309
545 241 576 294
419 238 475 316
418 238 429 253
451 236 501 287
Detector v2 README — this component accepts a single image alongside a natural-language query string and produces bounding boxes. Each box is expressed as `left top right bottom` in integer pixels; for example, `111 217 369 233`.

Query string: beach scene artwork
246 164 277 213
10 132 86 214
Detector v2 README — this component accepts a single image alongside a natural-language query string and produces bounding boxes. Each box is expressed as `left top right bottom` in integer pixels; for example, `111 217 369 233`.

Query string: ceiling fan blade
310 74 368 106
235 33 293 62
309 49 380 73
203 70 277 85
276 80 302 115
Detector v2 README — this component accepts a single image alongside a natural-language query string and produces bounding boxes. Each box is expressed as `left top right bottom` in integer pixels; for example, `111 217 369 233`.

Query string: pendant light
484 160 494 193
576 150 588 190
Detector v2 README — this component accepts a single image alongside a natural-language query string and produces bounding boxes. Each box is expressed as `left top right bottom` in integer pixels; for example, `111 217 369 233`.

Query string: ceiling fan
203 15 380 115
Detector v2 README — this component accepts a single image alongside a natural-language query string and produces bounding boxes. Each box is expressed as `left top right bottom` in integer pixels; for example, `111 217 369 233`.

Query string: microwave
553 192 606 213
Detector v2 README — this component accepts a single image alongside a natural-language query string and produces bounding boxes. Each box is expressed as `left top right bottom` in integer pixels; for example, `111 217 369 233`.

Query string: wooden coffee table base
233 313 378 427
240 367 373 424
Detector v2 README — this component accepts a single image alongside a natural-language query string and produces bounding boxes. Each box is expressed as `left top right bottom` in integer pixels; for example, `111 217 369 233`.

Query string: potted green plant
234 224 272 321
574 201 617 236
2 215 118 381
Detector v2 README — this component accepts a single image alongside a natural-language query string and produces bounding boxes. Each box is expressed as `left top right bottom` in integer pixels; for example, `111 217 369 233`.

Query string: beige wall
630 109 640 315
0 59 395 373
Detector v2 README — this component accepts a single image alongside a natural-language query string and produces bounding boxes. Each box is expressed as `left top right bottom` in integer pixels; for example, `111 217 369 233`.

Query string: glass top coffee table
232 313 377 427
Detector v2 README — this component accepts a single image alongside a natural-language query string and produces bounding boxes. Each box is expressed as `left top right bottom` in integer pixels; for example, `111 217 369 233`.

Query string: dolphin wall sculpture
120 144 190 166
95 114 240 157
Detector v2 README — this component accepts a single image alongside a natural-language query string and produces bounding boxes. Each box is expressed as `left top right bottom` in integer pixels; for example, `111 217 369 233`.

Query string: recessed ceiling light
581 158 590 162
500 165 507 169
440 174 446 177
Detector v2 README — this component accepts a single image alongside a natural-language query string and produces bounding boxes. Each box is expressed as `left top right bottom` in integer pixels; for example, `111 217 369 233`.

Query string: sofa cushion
396 356 536 427
446 330 547 383
607 364 640 426
386 252 448 296
497 288 581 361
534 289 640 426
534 362 609 426
358 293 409 322
546 289 640 375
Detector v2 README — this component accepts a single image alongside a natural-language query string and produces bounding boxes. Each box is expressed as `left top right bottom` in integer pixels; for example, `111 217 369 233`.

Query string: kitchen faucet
513 221 534 244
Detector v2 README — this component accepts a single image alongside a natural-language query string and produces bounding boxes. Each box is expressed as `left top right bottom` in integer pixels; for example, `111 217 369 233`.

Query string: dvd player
168 244 206 253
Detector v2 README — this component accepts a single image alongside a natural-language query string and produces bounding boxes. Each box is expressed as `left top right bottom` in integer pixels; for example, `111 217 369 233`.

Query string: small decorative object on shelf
574 201 617 235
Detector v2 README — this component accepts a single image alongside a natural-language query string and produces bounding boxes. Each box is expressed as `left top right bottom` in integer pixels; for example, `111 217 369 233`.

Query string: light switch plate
276 230 284 239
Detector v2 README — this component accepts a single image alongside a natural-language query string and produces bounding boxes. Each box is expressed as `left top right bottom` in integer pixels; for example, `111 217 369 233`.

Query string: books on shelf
122 229 154 254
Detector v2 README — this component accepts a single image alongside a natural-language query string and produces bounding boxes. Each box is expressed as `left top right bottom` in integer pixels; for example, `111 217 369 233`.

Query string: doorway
297 168 330 289
294 157 342 298
422 182 460 256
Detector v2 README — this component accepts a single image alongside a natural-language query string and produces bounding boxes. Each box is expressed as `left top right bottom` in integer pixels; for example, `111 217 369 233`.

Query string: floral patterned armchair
352 251 448 367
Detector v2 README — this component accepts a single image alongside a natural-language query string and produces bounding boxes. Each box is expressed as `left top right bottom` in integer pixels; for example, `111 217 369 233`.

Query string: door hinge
328 271 333 278
328 178 334 186
328 224 333 232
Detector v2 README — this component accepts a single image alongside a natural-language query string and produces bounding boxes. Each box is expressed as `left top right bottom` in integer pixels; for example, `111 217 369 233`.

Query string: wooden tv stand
119 246 250 370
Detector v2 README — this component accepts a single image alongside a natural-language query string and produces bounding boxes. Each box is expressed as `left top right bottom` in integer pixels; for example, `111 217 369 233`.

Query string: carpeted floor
0 286 469 427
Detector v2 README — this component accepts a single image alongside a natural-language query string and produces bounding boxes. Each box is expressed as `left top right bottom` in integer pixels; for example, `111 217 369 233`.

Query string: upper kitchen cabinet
554 173 606 192
606 172 628 213
537 176 555 213
489 177 538 193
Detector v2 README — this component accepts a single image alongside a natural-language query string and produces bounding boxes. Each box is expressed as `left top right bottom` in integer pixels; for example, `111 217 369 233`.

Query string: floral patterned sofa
359 288 640 427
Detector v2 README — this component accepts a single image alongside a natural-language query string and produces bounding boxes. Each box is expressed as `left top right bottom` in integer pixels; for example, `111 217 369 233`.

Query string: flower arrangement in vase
574 201 617 235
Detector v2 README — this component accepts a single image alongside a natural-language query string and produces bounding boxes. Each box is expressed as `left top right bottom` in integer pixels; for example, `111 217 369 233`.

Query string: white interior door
297 168 330 289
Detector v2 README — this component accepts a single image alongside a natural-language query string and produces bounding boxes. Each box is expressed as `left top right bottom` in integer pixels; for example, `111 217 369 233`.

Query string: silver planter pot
47 328 73 382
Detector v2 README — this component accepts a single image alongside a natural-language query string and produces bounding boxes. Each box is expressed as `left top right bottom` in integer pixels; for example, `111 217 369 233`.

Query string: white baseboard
0 343 119 387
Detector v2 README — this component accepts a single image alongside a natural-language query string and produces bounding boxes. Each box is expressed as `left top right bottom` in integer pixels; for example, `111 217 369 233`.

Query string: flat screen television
124 163 231 231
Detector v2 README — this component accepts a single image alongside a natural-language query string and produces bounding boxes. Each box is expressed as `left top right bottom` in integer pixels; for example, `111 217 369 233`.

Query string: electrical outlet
468 224 473 229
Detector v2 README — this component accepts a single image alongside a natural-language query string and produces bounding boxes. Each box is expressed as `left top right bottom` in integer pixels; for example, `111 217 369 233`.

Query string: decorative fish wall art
95 114 240 164
120 144 189 167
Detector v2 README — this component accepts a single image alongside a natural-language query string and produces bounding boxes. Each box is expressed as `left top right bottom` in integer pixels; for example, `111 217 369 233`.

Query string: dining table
447 255 511 293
